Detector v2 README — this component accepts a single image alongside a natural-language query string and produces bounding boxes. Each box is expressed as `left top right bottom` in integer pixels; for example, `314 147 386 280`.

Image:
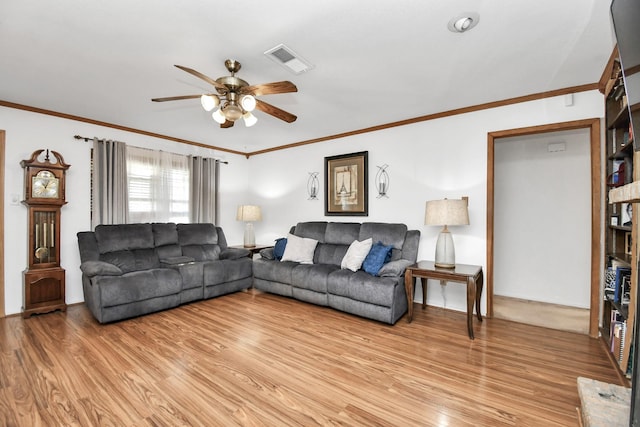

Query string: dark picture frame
324 151 368 216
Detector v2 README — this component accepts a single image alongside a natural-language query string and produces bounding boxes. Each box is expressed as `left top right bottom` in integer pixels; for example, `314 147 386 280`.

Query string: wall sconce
424 197 469 268
307 172 319 200
236 205 262 247
375 164 389 198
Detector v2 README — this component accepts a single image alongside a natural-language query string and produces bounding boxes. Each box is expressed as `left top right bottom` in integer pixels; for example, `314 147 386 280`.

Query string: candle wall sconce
375 164 389 198
307 172 319 200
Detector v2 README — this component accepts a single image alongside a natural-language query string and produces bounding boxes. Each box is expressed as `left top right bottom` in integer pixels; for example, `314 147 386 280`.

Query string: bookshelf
602 49 637 377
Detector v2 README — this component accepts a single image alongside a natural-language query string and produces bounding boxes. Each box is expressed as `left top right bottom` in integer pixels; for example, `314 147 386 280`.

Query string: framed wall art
324 151 368 216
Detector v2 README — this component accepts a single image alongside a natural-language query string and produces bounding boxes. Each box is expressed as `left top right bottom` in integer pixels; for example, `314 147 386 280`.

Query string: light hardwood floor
493 295 590 335
0 289 624 426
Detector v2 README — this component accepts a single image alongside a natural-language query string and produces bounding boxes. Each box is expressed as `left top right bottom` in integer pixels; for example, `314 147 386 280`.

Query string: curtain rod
73 134 229 164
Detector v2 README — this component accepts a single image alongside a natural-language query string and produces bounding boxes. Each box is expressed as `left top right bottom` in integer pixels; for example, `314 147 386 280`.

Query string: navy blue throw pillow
362 241 393 276
273 237 287 260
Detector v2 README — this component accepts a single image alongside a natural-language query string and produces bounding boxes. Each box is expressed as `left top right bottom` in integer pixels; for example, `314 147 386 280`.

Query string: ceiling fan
152 59 297 128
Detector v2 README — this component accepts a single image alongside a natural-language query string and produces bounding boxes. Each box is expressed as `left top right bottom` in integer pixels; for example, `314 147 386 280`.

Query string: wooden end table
229 244 273 257
404 260 484 339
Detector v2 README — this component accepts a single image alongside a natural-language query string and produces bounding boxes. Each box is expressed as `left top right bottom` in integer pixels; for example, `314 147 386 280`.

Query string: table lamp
236 205 262 248
424 197 469 268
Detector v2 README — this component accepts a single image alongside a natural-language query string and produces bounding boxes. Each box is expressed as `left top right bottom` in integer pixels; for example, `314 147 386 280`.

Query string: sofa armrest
220 247 251 260
160 256 195 266
80 260 123 277
378 259 413 277
259 247 275 260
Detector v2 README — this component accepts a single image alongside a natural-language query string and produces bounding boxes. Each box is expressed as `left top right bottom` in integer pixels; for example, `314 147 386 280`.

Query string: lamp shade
425 199 469 226
212 108 226 124
200 94 220 112
240 94 256 112
236 205 262 222
243 112 258 127
425 198 469 268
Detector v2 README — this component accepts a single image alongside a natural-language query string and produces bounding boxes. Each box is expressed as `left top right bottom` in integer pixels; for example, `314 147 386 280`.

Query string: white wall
494 129 592 308
1 89 604 316
247 91 604 313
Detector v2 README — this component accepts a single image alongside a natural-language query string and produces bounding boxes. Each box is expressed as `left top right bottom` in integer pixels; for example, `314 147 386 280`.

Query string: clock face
32 170 59 198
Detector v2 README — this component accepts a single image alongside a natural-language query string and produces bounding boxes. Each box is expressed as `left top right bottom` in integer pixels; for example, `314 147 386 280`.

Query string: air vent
264 44 314 74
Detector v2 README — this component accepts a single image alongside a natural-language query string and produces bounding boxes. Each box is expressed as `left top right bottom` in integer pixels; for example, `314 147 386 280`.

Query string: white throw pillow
281 233 318 264
341 238 373 272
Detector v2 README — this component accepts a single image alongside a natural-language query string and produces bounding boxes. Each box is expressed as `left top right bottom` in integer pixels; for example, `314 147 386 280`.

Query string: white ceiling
0 1 616 154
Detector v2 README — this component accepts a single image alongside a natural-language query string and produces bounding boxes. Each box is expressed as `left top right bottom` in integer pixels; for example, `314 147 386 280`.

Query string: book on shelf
611 320 627 364
614 266 632 303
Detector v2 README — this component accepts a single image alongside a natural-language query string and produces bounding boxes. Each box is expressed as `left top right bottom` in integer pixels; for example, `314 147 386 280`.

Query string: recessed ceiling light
448 12 480 33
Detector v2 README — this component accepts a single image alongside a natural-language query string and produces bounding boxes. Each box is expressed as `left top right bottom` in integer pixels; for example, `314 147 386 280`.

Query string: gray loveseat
253 222 420 324
77 223 252 323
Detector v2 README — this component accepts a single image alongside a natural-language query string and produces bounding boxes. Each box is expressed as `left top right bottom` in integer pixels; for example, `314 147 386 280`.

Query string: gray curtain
190 156 218 223
92 138 129 228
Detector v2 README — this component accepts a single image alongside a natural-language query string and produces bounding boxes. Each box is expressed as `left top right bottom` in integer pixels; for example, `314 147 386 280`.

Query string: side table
404 260 484 339
229 244 273 258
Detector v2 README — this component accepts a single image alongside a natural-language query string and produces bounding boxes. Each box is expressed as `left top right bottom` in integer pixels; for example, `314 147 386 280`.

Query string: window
126 146 190 223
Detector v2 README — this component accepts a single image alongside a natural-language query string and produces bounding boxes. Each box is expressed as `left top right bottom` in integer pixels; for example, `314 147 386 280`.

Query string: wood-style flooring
0 289 625 426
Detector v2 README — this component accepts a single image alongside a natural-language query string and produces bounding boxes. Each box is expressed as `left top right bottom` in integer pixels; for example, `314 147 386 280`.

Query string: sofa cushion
95 223 154 254
293 222 327 242
159 256 195 266
341 238 373 272
378 259 413 277
95 268 182 307
100 248 160 273
325 222 360 245
291 264 339 293
253 259 297 285
173 262 204 290
362 242 393 276
204 258 253 286
80 261 123 277
152 223 178 246
177 223 218 245
281 234 318 264
273 237 287 260
156 244 182 260
359 223 407 251
314 243 349 266
327 270 399 307
182 244 221 262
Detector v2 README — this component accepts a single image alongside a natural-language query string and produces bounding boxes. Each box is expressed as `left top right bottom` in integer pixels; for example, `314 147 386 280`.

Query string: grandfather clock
21 149 70 318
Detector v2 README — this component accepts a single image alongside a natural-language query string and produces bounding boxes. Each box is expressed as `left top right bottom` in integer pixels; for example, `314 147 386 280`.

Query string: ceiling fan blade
241 81 297 96
220 120 234 128
151 94 202 102
174 65 228 92
255 99 297 123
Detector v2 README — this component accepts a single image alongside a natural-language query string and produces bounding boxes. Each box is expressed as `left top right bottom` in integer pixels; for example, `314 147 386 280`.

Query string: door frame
486 118 601 337
0 130 5 318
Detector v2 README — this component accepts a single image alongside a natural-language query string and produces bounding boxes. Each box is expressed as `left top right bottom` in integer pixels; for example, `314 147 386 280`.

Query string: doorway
486 119 601 337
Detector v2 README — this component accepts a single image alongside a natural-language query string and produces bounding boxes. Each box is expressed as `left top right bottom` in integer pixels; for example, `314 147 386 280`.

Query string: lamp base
244 222 255 248
434 261 456 269
434 227 456 269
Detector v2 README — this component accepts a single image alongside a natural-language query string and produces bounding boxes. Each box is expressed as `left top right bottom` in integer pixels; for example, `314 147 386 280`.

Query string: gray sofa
77 223 252 323
253 222 420 324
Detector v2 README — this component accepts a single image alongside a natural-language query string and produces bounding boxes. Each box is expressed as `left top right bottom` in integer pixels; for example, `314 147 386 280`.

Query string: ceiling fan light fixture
212 108 226 124
240 95 256 112
200 94 219 111
222 103 243 121
243 112 258 127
